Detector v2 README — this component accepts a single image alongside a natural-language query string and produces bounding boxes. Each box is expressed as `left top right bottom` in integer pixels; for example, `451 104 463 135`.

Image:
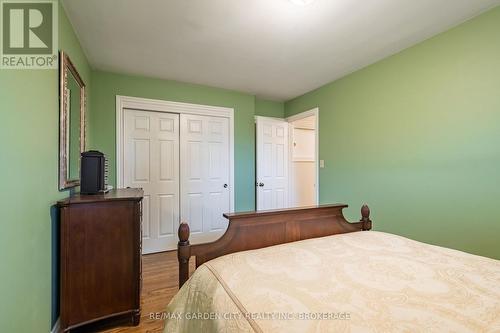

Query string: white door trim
116 95 235 213
286 107 319 206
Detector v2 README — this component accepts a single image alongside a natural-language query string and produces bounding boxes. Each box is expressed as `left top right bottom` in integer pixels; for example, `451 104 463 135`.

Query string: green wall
89 71 257 211
0 1 91 331
0 67 60 333
285 7 500 259
255 98 284 118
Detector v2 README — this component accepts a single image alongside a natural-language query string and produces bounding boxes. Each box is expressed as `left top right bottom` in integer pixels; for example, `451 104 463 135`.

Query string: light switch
320 160 325 168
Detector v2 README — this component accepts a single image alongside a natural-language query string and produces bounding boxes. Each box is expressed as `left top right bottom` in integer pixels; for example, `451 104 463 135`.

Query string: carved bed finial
178 222 191 288
178 222 190 243
360 204 372 231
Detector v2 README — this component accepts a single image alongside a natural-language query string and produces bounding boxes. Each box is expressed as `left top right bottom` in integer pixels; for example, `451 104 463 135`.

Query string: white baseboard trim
50 318 60 333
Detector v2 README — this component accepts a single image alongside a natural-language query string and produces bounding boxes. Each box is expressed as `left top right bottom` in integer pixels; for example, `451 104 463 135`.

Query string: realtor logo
1 0 57 69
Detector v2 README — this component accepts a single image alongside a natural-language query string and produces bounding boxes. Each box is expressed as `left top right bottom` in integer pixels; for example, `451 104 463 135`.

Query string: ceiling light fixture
289 0 315 6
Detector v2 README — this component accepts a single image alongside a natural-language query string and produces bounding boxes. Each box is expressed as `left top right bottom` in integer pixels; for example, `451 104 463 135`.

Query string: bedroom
0 0 499 332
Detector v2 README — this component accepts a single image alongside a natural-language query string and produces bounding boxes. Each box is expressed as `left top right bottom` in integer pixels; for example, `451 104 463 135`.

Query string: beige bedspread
164 231 500 333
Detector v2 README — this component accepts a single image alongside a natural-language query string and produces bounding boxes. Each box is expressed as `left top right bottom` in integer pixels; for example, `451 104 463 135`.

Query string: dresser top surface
58 188 143 206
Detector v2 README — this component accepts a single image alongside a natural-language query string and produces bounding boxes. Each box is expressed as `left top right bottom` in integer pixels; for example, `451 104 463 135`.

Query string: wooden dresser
58 188 143 332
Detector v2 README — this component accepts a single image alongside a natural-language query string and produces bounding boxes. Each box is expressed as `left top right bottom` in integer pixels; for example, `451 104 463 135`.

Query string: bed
165 204 500 332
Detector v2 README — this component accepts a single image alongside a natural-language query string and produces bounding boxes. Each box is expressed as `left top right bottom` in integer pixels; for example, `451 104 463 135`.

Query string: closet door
123 109 180 253
180 114 230 244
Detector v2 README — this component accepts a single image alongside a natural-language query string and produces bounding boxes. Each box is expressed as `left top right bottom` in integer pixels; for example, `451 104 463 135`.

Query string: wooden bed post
360 204 372 230
178 222 191 288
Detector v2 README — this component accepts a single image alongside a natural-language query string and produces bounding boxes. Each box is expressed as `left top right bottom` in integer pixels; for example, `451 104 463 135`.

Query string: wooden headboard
177 204 372 287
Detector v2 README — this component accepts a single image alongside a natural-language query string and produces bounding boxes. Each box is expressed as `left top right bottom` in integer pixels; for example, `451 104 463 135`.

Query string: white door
180 114 230 244
123 109 180 253
256 117 289 210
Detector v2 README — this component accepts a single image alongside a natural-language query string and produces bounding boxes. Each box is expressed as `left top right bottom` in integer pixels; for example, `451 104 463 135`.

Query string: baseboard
50 318 60 333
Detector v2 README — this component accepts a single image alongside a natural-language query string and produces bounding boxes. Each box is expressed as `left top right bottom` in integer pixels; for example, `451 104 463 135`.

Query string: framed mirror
59 51 86 190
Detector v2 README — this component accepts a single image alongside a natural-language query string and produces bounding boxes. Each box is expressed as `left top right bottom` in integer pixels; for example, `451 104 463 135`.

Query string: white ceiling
63 0 500 101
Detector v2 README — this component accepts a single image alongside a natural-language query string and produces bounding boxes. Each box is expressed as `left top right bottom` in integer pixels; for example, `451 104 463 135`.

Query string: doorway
255 108 319 210
288 112 318 207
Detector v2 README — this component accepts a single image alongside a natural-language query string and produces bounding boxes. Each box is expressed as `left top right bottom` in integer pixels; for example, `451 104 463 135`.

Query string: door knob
223 184 228 188
259 182 264 187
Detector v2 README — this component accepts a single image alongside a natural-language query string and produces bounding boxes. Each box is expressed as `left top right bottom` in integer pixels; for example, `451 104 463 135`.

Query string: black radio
80 150 109 194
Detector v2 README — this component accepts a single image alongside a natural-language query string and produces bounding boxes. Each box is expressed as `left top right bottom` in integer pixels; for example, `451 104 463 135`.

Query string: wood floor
75 251 193 333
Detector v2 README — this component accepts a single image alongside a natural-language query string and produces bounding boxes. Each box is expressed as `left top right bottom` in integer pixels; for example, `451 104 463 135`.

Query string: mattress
164 231 500 332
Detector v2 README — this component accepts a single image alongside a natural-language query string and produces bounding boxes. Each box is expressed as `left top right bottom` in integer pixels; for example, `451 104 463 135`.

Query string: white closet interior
289 115 317 207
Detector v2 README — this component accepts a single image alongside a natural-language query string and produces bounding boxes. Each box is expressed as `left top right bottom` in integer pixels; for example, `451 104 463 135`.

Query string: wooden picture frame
59 51 86 190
